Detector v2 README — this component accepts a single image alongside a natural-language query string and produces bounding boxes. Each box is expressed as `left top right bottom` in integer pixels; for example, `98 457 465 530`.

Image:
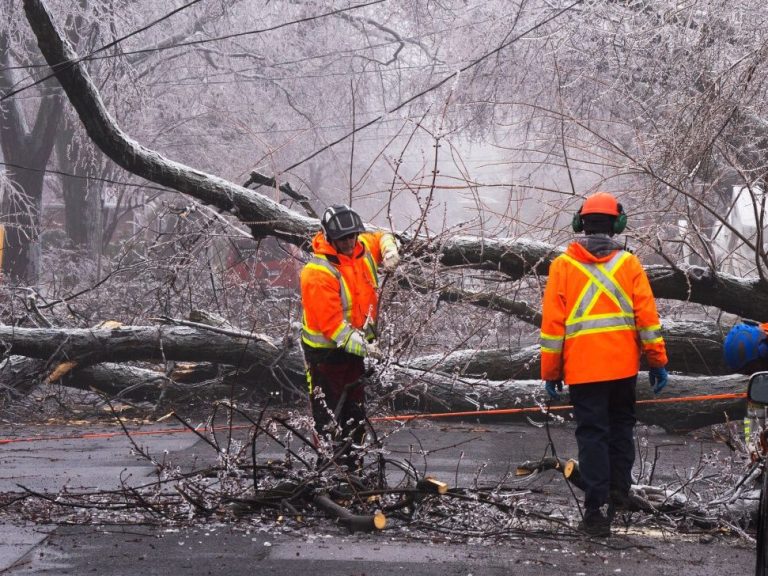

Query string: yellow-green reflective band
357 237 379 286
638 328 662 342
541 346 562 354
306 257 340 279
333 324 354 346
306 369 313 393
540 333 564 352
302 332 336 348
380 233 397 249
565 315 636 336
364 252 378 288
302 318 346 349
563 252 634 319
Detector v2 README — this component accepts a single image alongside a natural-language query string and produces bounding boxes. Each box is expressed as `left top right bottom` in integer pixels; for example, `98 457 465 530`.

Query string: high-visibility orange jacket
540 241 668 385
301 231 391 350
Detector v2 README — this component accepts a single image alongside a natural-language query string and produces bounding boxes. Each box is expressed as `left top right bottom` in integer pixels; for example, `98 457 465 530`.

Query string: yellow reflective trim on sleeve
565 324 635 339
541 346 562 354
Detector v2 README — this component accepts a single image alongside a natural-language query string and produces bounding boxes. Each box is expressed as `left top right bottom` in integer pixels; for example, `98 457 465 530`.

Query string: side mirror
748 371 768 405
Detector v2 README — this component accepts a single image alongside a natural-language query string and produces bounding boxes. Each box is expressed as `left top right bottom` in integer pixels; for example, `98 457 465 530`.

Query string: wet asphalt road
0 418 757 575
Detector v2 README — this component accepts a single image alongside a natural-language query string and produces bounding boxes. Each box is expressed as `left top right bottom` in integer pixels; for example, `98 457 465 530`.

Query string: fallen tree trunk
0 324 748 432
0 323 303 376
395 369 747 432
409 319 732 379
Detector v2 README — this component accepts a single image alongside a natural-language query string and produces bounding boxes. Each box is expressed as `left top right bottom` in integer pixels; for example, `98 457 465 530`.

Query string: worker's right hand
364 341 384 361
342 331 367 357
544 380 563 400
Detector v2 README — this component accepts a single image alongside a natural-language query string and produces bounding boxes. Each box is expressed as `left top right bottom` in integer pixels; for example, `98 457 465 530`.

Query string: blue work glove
648 367 669 394
544 380 563 400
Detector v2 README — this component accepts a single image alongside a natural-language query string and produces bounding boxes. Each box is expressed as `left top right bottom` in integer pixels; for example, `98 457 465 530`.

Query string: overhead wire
280 0 587 173
0 0 388 102
2 0 584 182
1 0 204 101
0 161 172 192
0 0 509 74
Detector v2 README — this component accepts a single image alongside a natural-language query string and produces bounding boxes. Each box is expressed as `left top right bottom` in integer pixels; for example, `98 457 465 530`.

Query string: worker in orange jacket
540 191 669 537
301 204 399 468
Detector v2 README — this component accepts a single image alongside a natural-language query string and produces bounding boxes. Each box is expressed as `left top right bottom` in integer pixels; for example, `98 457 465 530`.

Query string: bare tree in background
3 0 768 424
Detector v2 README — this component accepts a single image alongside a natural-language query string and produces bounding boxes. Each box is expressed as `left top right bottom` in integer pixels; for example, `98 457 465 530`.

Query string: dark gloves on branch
544 380 563 400
648 366 669 394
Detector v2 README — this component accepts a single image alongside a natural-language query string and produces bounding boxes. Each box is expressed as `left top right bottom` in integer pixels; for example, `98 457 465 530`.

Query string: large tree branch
23 0 317 244
0 324 295 369
22 0 768 321
0 325 748 433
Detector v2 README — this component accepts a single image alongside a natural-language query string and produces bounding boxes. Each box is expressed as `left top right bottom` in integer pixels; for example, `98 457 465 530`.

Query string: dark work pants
568 375 637 511
306 353 367 450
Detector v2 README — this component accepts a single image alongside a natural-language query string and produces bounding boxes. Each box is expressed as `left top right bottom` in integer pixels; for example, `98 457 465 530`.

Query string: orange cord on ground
0 392 747 445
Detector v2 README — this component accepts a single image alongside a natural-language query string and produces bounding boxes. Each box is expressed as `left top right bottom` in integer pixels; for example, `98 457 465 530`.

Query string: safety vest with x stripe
540 244 668 385
300 232 382 351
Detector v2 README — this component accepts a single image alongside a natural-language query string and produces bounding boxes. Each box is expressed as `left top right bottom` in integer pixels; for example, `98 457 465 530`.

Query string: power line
1 0 204 101
0 161 171 192
2 0 203 101
1 0 387 102
280 0 587 173
91 0 389 59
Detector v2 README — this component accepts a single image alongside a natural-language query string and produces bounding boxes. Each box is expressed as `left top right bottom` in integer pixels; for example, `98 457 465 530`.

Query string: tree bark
0 19 65 283
0 323 300 370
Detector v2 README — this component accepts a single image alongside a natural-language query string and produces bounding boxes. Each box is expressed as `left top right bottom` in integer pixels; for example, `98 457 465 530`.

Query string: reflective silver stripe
333 324 355 346
540 334 564 352
638 327 663 343
301 307 339 348
565 315 636 336
565 251 634 319
359 237 379 289
301 332 336 348
364 251 378 288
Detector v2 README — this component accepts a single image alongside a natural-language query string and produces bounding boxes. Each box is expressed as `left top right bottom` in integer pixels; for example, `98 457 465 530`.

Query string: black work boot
579 507 611 537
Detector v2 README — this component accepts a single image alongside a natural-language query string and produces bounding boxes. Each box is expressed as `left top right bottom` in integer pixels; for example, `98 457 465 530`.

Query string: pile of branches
0 402 763 544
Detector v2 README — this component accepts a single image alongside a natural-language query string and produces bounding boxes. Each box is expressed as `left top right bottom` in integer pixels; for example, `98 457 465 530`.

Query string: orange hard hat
580 192 621 216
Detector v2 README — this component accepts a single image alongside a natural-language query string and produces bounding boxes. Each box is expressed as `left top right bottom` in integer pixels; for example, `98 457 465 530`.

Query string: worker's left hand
648 366 669 394
380 234 400 271
382 247 400 271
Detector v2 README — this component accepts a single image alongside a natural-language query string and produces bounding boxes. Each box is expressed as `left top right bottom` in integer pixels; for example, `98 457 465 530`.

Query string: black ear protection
572 203 627 234
571 210 584 233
